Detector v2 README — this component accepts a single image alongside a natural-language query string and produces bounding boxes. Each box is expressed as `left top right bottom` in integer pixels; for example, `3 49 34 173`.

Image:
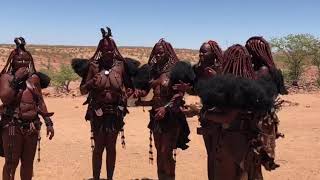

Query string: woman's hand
172 80 191 92
154 106 166 120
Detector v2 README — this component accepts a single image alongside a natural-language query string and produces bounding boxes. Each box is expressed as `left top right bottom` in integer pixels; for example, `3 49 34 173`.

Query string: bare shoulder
0 73 14 85
29 73 41 84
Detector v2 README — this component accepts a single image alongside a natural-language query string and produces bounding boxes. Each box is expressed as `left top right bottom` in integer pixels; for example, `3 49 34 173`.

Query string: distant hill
1 44 318 93
0 44 198 70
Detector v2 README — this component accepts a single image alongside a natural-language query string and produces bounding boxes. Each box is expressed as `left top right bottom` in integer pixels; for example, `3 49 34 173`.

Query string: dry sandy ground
0 93 320 180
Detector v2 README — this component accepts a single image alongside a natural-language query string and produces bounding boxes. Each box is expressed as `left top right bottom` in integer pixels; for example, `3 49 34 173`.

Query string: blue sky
0 0 319 49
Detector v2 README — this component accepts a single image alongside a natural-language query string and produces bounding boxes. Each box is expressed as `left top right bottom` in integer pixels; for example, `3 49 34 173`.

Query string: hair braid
222 44 255 79
245 36 275 70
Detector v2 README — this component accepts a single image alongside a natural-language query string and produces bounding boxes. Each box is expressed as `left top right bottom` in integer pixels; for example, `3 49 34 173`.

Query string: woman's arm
80 62 99 95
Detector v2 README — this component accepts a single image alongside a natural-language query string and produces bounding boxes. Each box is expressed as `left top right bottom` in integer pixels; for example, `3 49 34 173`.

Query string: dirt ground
0 93 319 180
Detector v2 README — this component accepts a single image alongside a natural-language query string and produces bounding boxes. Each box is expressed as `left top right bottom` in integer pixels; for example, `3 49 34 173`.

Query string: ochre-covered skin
79 28 133 180
0 73 16 105
246 36 286 171
0 74 48 180
199 108 265 180
198 44 266 180
194 41 226 180
0 37 54 180
134 39 190 180
10 50 33 72
194 41 223 80
0 43 34 105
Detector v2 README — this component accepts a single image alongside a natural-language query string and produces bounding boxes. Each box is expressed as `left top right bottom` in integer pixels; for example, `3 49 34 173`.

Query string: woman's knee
5 157 19 169
158 148 173 161
106 132 118 151
93 144 105 154
106 144 116 154
20 158 34 168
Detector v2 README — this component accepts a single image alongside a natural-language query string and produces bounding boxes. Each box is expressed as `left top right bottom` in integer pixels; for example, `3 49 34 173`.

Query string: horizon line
0 43 198 51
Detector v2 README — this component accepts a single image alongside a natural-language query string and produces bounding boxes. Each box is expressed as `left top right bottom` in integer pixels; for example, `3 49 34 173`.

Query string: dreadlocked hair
148 38 179 64
148 38 179 74
1 50 37 75
207 40 224 64
246 36 288 95
245 36 276 70
110 37 125 62
0 38 52 89
91 26 125 63
222 44 255 79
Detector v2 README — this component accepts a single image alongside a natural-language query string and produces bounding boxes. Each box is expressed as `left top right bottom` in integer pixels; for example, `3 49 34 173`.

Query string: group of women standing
0 26 286 180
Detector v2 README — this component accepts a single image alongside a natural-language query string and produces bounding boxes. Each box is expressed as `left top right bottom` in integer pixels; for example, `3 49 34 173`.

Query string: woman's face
154 45 166 63
199 43 213 63
99 38 116 69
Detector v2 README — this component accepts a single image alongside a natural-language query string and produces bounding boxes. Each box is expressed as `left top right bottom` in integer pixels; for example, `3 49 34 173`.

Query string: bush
271 34 316 85
40 64 79 92
52 64 79 92
310 41 320 87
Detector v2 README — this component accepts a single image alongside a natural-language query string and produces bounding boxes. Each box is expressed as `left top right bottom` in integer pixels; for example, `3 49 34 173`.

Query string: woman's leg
105 131 118 180
20 132 38 180
2 127 23 180
92 131 106 180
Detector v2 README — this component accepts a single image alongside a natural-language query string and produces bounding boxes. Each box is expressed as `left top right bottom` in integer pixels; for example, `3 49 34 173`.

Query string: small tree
310 39 320 86
51 64 79 92
271 34 316 85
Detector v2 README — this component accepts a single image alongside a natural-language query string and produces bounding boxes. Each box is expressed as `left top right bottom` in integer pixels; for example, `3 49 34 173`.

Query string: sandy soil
0 93 320 180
